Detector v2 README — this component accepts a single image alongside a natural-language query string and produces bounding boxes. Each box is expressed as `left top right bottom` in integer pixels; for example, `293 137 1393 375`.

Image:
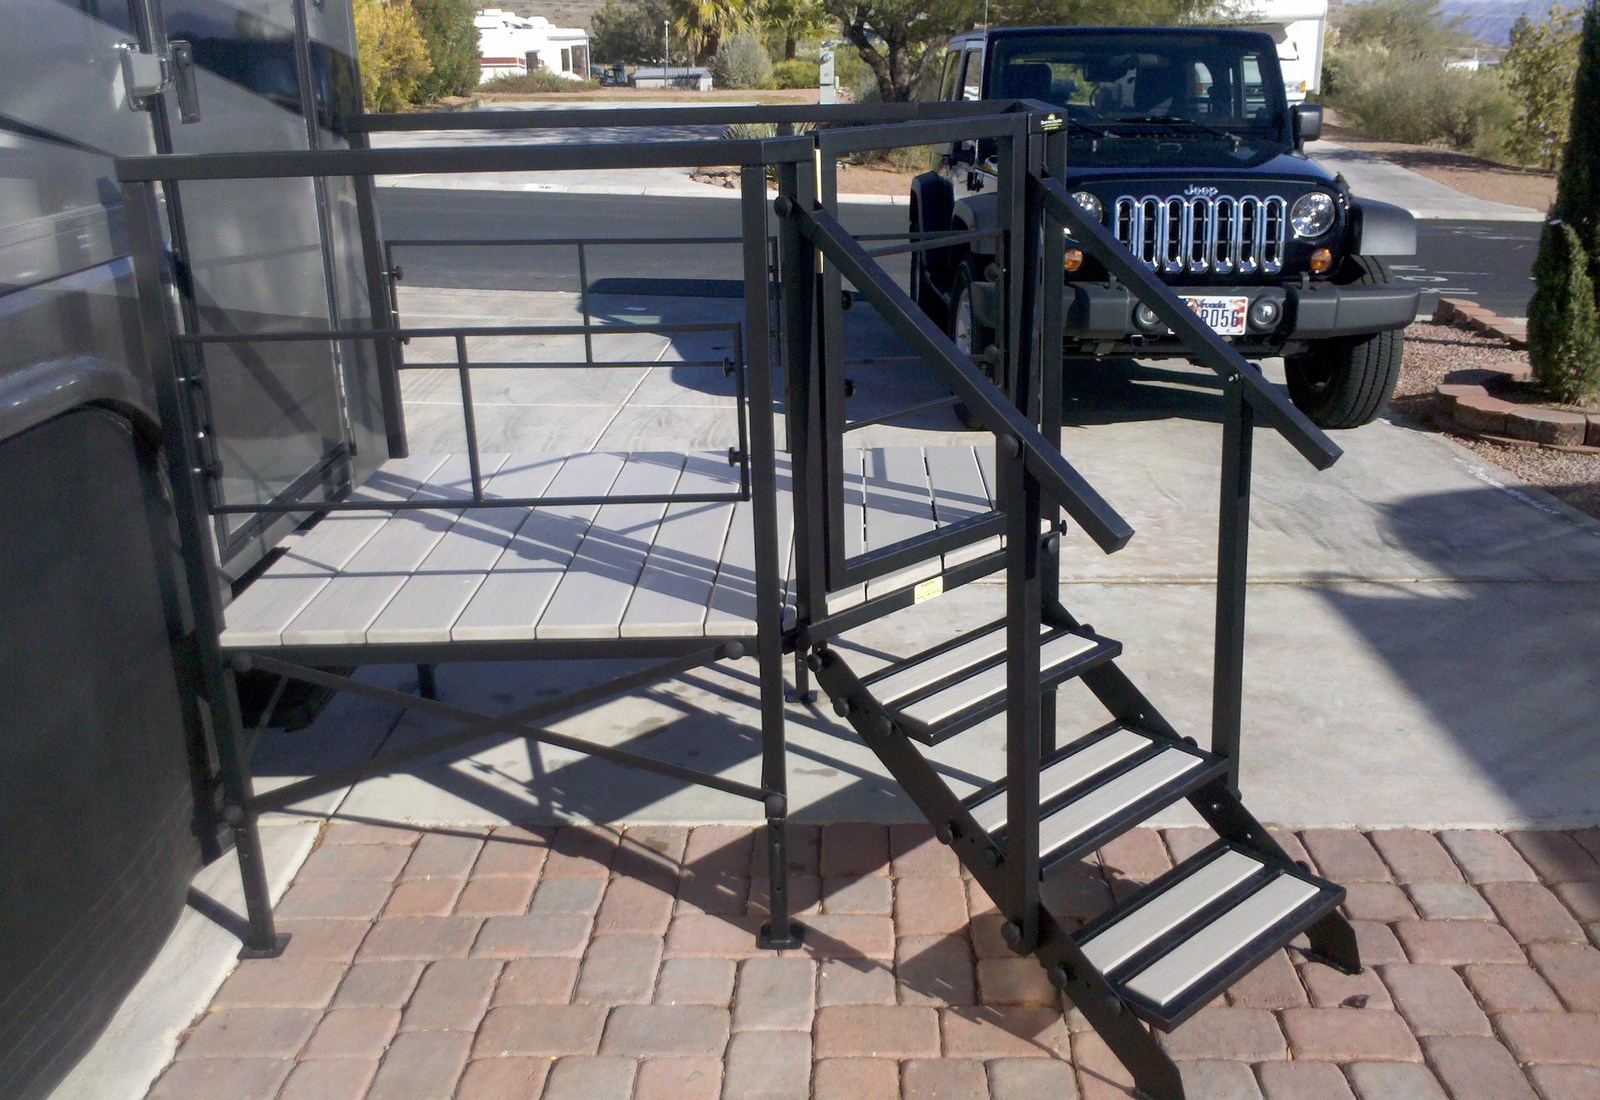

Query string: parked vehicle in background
910 26 1419 428
1234 0 1329 105
474 8 590 82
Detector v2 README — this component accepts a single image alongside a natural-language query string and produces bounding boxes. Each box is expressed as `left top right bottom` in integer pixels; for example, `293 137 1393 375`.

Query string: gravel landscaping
1393 322 1600 521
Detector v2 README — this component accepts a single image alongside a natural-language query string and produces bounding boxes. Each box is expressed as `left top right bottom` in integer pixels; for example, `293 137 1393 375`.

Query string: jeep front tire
1284 255 1404 429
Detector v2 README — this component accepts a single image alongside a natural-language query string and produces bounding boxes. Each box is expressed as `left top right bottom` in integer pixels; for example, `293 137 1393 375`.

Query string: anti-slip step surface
863 621 1119 744
965 725 1228 868
1073 841 1343 1030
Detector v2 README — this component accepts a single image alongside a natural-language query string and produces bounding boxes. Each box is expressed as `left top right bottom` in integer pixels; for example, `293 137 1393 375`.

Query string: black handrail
114 135 815 183
1036 175 1342 471
790 203 1134 556
353 98 1045 133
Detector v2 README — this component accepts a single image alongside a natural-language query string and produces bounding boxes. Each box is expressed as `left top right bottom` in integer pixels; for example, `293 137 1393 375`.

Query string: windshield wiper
1109 115 1242 144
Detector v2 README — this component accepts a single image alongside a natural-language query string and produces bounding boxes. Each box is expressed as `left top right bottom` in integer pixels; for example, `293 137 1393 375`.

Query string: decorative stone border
1429 298 1600 451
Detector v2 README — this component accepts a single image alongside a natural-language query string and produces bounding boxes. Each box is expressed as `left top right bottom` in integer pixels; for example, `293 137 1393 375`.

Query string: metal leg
787 650 816 704
743 166 803 951
1305 909 1363 975
218 664 290 959
417 663 438 700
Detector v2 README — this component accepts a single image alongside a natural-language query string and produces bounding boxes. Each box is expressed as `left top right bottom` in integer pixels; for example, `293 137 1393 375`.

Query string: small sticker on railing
913 576 944 604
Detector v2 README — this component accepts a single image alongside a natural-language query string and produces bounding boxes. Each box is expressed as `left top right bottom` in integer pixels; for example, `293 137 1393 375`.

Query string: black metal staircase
779 105 1364 1100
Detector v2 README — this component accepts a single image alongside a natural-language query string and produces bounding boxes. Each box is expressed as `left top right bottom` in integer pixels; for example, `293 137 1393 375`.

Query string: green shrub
771 58 820 89
1527 219 1600 401
354 0 430 111
1331 49 1517 157
481 71 600 94
410 0 479 101
1503 6 1584 169
711 33 773 89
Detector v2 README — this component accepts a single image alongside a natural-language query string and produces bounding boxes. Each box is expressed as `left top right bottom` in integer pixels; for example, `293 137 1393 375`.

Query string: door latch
117 39 201 122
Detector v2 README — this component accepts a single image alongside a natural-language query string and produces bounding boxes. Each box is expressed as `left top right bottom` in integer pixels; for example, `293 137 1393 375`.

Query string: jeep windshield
988 30 1289 145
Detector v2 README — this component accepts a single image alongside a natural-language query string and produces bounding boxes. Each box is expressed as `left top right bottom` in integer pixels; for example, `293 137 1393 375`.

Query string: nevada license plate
1182 295 1249 336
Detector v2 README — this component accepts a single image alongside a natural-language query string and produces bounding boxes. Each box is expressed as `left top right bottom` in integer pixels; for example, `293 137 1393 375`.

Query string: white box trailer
1231 0 1329 104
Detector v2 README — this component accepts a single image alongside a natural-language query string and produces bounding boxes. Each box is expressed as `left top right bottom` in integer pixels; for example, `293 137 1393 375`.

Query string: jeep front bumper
1063 280 1421 346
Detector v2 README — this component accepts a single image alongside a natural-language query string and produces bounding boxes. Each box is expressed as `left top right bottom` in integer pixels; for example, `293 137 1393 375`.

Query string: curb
1429 298 1600 450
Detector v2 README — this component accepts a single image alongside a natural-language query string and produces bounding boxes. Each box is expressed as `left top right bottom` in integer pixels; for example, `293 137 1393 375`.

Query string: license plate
1181 295 1249 336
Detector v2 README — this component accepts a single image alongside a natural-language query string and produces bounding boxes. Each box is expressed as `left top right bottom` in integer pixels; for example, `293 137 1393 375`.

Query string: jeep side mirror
951 141 977 166
1292 104 1322 149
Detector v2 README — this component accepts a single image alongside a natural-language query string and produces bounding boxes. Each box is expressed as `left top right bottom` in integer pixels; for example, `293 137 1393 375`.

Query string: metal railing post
777 159 823 701
122 178 287 959
1032 120 1065 759
741 166 803 949
577 242 594 365
1212 378 1254 794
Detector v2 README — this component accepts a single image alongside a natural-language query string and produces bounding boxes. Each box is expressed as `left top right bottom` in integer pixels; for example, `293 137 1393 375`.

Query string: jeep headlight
1290 191 1336 238
1071 190 1103 222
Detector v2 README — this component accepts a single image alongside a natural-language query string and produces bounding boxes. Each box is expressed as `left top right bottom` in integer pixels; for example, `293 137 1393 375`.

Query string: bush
354 0 430 111
1503 6 1584 170
1527 220 1600 401
1330 49 1517 158
410 0 479 101
771 58 820 89
481 71 600 94
711 33 773 89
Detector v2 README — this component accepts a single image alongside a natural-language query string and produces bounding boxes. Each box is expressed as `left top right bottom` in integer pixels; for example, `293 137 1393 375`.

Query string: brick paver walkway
146 824 1600 1099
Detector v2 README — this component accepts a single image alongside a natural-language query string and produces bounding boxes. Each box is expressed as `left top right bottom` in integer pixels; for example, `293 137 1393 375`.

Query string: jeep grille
1111 194 1287 276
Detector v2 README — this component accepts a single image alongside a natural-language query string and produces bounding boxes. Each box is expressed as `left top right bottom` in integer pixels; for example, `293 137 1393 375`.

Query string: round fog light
1134 304 1161 330
1310 248 1333 273
1249 298 1280 329
1064 248 1084 273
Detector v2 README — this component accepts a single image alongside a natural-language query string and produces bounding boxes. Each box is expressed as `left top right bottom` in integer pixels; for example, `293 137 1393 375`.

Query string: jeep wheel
1285 255 1404 429
950 261 996 430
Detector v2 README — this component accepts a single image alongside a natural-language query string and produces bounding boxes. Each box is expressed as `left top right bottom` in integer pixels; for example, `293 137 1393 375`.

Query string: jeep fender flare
1349 197 1417 258
951 192 1000 266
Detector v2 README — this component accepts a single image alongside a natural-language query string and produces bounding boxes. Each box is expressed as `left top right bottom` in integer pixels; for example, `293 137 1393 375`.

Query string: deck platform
220 445 1001 652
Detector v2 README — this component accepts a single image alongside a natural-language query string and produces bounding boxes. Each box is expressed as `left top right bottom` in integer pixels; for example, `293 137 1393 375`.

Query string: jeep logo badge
1184 185 1219 197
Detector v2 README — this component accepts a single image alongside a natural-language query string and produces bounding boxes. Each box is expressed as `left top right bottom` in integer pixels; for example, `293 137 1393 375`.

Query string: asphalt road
377 188 1541 317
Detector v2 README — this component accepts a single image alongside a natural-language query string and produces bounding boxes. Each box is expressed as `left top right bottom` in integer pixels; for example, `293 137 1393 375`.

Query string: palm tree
672 0 754 63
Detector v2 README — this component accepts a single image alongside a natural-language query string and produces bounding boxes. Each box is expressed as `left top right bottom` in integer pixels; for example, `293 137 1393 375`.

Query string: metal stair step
865 622 1118 745
965 725 1228 870
1072 841 1344 1031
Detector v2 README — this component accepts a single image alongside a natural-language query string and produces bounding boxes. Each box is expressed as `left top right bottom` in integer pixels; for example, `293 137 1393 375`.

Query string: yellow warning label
913 576 944 604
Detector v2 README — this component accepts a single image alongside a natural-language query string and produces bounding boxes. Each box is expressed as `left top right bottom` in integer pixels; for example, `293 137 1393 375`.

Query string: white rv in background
1233 0 1329 104
475 8 590 82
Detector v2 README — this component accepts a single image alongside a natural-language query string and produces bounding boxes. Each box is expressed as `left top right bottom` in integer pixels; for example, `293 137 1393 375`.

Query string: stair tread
968 727 1150 835
1037 748 1207 861
898 630 1101 727
964 727 1221 871
866 621 1023 706
1073 842 1343 1030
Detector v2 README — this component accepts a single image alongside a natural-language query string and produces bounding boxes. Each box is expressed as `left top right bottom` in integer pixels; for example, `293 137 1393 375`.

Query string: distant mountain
1439 0 1562 45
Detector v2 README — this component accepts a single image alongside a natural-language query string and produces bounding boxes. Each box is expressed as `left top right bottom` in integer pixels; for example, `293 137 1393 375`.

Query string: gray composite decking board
220 454 453 648
863 446 941 600
1125 874 1320 1007
450 451 628 641
365 454 569 644
704 457 794 638
535 452 687 639
1079 850 1263 974
618 452 740 638
898 631 1101 728
926 445 1001 570
277 454 504 647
